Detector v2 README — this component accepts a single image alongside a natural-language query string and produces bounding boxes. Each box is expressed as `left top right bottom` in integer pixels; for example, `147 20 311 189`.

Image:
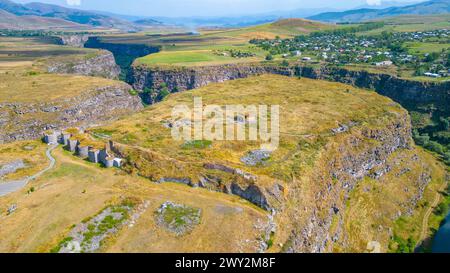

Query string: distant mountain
354 1 421 9
0 0 37 16
0 9 85 30
308 0 450 23
0 0 140 31
150 7 338 28
133 18 164 27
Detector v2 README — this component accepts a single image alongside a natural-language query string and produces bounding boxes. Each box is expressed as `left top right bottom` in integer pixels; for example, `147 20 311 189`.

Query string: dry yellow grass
91 74 448 252
0 147 266 253
0 36 126 103
0 74 447 253
340 147 447 252
0 71 123 103
0 140 48 182
97 74 403 181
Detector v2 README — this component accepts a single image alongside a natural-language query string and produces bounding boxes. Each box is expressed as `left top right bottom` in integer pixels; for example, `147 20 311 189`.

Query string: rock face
85 37 160 80
47 50 121 80
284 112 414 253
0 83 143 144
53 35 90 48
131 63 450 112
112 96 434 252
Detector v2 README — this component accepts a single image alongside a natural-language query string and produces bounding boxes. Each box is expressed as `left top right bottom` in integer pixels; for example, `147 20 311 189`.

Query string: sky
14 0 421 17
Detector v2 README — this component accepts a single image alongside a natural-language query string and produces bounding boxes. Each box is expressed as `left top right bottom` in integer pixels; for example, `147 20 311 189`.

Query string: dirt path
0 144 57 197
418 181 448 246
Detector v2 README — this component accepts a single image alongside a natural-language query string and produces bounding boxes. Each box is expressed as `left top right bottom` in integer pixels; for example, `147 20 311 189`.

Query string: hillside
60 74 448 252
133 18 164 27
114 18 334 68
0 0 139 31
309 0 450 23
0 36 142 143
0 9 85 30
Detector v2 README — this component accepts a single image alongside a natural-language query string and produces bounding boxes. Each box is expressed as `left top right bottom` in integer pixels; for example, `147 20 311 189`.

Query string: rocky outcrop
131 63 450 113
54 35 90 48
284 112 415 253
297 66 450 113
47 50 121 79
0 83 143 144
131 63 293 92
85 37 160 80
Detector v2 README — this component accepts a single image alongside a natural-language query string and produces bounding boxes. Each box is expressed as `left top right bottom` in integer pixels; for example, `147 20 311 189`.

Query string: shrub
156 88 170 101
424 141 445 155
128 89 138 96
413 133 430 146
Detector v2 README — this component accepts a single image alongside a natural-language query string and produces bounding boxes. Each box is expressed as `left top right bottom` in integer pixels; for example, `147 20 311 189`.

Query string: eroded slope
91 74 448 252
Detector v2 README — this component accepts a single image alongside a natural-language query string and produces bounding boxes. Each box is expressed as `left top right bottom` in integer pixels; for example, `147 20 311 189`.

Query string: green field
136 48 265 66
114 18 337 67
361 14 450 35
405 42 450 55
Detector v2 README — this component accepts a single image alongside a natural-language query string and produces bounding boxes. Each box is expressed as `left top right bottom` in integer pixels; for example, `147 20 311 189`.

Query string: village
251 29 450 78
43 129 123 169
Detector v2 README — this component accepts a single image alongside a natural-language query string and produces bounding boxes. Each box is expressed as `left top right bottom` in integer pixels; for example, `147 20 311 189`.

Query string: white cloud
66 0 81 6
366 0 382 5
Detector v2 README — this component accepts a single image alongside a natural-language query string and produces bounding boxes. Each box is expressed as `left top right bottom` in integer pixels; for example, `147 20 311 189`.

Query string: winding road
0 145 57 197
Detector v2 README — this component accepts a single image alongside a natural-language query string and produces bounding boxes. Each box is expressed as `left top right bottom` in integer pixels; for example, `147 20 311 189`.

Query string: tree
425 141 445 155
424 52 439 63
444 152 450 163
440 117 450 131
156 87 170 101
265 54 274 61
413 133 430 146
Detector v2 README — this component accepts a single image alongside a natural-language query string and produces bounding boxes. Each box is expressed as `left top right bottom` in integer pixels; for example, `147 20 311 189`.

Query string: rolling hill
309 0 450 23
133 18 165 27
0 0 139 31
0 9 85 30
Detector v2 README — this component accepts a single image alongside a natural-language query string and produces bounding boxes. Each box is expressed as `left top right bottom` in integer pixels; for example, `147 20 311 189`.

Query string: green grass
159 203 201 231
361 14 450 35
53 202 134 253
405 42 450 55
136 50 261 66
50 237 73 253
137 51 218 64
182 140 213 149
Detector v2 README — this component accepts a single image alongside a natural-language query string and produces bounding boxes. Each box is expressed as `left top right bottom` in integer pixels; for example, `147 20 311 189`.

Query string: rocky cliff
284 112 416 252
85 37 160 80
98 73 445 252
54 35 90 48
131 63 450 112
46 50 121 80
0 83 143 143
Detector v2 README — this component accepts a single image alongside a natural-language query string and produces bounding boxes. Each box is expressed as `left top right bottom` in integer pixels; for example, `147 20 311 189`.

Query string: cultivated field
364 14 450 34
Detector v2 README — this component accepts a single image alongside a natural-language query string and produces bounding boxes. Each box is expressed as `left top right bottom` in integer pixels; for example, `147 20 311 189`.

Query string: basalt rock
47 50 121 80
130 63 450 114
53 35 90 48
283 112 416 253
0 84 143 144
